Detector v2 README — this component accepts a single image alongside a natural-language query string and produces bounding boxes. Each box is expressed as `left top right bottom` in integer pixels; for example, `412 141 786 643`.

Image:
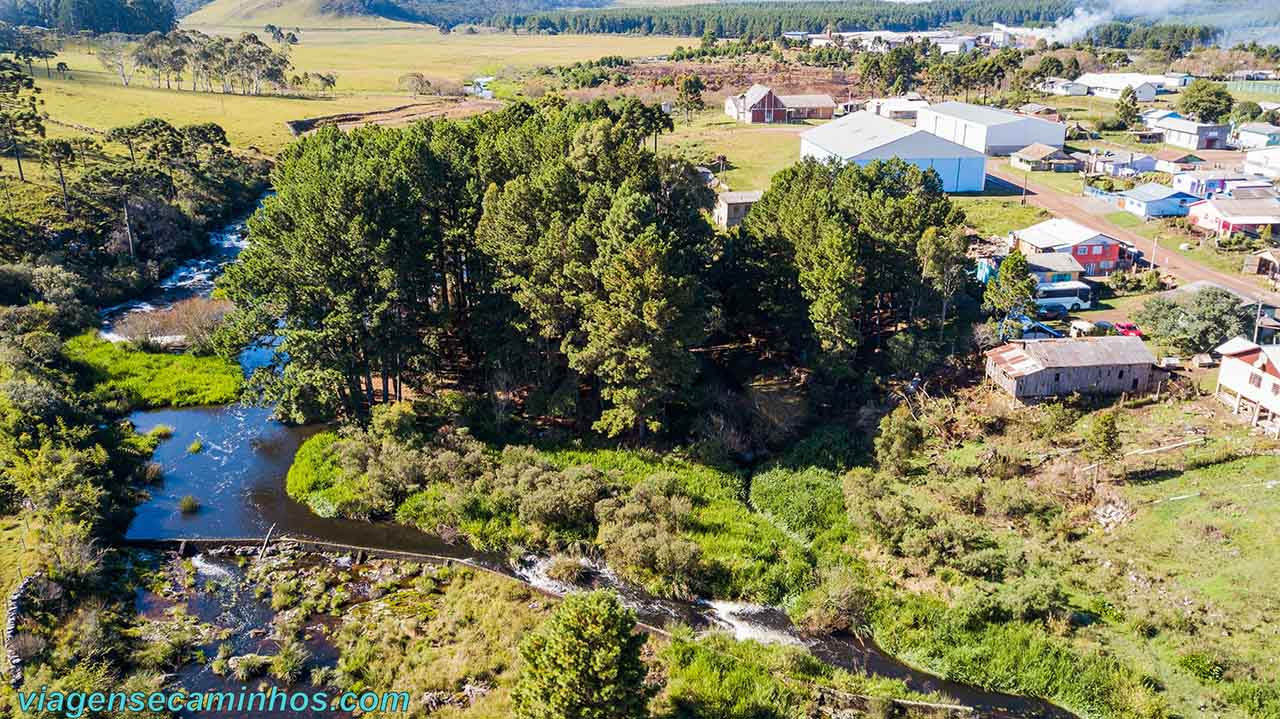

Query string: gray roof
923 101 1028 127
718 190 764 204
1156 116 1228 133
1238 122 1280 136
1118 182 1196 203
1015 142 1071 161
1018 336 1155 369
778 94 836 108
800 110 983 161
1026 252 1083 273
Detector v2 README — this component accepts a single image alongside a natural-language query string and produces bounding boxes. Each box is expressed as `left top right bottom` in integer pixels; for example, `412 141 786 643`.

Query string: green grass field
953 196 1050 237
64 333 243 410
663 110 811 191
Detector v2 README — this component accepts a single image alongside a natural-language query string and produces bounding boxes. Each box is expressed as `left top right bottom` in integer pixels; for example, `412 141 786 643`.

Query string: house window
1076 246 1087 255
1249 373 1263 388
1092 245 1102 255
1054 372 1060 382
1272 383 1280 396
1118 369 1125 379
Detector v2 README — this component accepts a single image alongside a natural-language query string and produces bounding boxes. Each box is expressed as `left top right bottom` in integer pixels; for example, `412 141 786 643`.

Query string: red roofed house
1213 337 1280 437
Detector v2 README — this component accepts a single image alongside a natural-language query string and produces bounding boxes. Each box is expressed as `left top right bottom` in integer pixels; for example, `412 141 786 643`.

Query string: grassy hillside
38 32 683 153
183 0 415 28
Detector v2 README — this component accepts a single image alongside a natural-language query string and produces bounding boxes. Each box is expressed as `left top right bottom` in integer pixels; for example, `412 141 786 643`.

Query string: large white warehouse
915 101 1067 156
800 111 986 192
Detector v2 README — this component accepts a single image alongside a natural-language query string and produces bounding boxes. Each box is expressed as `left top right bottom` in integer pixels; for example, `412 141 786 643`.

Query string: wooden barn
985 336 1158 401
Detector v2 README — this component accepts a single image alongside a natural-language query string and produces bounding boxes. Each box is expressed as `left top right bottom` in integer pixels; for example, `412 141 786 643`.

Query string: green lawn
662 110 810 191
63 332 243 410
1105 210 1143 229
1013 161 1087 196
953 195 1049 237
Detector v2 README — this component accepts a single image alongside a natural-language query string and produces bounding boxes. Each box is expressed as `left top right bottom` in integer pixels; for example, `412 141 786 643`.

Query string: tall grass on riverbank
64 333 242 411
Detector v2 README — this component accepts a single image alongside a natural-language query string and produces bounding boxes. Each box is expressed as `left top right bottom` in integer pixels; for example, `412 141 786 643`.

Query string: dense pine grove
493 0 1077 37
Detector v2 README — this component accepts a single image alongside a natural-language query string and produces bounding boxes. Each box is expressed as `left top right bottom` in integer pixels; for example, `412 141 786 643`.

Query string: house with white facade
1213 337 1280 437
800 111 987 192
1235 122 1280 150
866 93 931 121
1075 73 1160 102
1244 146 1280 179
915 101 1065 155
1039 77 1088 96
1155 116 1230 150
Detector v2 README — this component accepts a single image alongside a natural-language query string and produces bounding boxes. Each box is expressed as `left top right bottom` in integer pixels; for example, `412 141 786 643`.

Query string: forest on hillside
494 0 1076 37
0 0 175 34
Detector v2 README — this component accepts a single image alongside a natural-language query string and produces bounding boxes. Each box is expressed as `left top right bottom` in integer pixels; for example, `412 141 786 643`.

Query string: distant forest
1086 22 1221 49
0 0 175 33
493 0 1076 37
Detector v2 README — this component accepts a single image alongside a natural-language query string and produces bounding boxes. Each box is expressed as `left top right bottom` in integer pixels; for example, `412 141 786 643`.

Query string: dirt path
286 97 502 135
986 163 1280 308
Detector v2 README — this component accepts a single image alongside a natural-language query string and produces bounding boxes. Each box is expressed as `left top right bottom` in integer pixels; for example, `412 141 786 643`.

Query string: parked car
1038 303 1069 321
1114 322 1143 337
1093 320 1116 334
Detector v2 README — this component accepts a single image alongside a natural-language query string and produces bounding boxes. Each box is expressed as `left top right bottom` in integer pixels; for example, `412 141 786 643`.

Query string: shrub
1035 401 1080 441
286 431 342 498
178 495 199 514
791 566 875 636
595 475 702 599
1176 652 1225 683
270 640 310 685
230 654 270 682
513 591 651 719
749 467 844 541
773 423 868 473
186 439 203 454
873 405 923 476
545 556 586 585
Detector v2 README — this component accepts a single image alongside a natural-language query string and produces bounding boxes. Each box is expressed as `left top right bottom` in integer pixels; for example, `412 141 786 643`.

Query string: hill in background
179 0 610 29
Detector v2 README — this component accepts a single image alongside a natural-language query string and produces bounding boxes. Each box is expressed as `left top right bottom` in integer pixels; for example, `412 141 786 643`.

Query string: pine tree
983 248 1037 318
512 591 651 719
1116 86 1139 128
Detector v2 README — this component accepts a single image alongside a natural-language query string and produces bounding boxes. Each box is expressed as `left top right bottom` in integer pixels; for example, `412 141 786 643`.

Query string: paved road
985 163 1280 309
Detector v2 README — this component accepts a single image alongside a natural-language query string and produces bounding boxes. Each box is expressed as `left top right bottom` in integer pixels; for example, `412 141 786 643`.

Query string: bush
749 467 844 541
1176 652 1225 683
874 405 923 476
178 495 199 514
790 566 875 635
513 591 651 719
270 640 310 685
772 423 868 473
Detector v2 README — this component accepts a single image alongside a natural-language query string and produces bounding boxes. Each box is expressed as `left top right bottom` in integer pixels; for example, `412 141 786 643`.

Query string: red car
1114 322 1143 337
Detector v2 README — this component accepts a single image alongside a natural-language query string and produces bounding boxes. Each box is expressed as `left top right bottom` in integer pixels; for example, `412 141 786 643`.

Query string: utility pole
1254 301 1263 343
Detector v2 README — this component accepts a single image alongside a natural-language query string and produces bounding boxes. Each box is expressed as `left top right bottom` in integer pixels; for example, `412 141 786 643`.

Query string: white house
866 93 931 121
934 35 976 54
1140 108 1182 129
1075 73 1160 102
1086 150 1157 177
1039 77 1088 96
1235 122 1280 150
1213 337 1280 437
915 101 1065 155
1244 147 1280 179
799 111 986 192
1155 116 1230 150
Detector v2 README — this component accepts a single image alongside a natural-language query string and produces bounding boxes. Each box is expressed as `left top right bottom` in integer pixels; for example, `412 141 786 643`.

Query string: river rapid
115 202 1075 719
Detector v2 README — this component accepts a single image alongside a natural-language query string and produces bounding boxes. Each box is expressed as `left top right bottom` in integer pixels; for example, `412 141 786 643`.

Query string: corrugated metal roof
1026 252 1083 273
1238 122 1280 136
988 336 1155 378
1119 182 1196 203
1156 116 1228 134
718 190 764 204
924 101 1028 127
1014 142 1069 161
1014 218 1110 250
800 111 983 160
778 94 836 108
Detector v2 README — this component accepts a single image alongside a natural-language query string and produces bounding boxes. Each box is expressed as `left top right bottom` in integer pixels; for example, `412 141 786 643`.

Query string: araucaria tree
512 591 651 719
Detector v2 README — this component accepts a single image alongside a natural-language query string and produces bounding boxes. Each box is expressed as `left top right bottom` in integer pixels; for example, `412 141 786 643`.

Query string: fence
1226 81 1280 97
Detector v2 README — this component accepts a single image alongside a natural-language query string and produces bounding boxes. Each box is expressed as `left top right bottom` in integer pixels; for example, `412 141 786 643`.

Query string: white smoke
1029 0 1200 44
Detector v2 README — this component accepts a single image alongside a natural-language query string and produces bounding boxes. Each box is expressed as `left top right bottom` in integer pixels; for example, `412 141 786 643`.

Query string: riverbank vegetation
64 332 241 410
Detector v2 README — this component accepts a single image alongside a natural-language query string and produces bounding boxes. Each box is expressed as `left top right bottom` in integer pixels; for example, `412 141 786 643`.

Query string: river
114 203 1075 719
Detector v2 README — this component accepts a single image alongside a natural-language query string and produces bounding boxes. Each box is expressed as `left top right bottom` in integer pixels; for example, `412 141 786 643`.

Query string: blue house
1116 183 1199 219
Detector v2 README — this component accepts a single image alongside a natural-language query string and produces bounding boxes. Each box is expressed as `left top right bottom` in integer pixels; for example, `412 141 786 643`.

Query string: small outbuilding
985 336 1159 400
1153 149 1204 173
1234 122 1280 150
713 190 764 228
916 101 1066 155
